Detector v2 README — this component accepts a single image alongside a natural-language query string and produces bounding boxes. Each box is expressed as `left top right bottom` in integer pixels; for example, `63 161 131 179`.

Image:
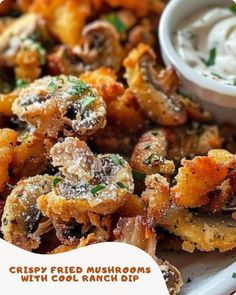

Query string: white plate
157 250 236 294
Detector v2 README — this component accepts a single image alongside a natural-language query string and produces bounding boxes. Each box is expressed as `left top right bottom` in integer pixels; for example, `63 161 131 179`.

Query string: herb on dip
174 7 236 86
202 48 216 67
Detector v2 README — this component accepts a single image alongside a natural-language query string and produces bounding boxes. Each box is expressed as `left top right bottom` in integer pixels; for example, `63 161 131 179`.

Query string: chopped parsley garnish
232 272 236 279
110 154 123 166
16 79 28 88
104 13 127 33
144 153 155 165
212 72 223 79
116 182 127 189
48 81 58 92
202 48 216 67
68 77 90 96
53 177 62 187
233 79 236 86
144 154 165 165
81 96 97 109
230 3 236 14
90 184 106 196
132 170 146 181
56 76 64 83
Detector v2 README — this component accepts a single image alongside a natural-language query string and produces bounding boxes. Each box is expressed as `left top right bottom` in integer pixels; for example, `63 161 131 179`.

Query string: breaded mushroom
1 175 53 251
124 44 187 126
38 138 134 221
171 150 236 208
130 129 175 177
12 75 106 138
0 128 17 192
114 216 183 295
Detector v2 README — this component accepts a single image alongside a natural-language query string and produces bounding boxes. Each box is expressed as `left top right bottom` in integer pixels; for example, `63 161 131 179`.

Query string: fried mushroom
114 216 183 295
30 0 91 46
0 13 47 67
166 123 222 160
0 128 17 193
80 67 125 105
124 44 187 126
12 135 54 179
130 129 175 176
12 75 106 138
171 150 236 208
47 20 122 76
164 210 236 253
38 138 134 221
1 175 53 251
142 174 170 225
0 90 19 117
53 214 112 246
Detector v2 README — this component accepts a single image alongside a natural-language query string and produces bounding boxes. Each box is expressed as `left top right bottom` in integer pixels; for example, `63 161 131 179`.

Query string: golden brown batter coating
171 150 236 208
124 44 187 126
164 209 236 253
114 216 183 295
38 138 134 221
131 129 175 176
47 20 122 75
12 75 106 138
1 175 53 251
30 0 91 45
0 128 17 193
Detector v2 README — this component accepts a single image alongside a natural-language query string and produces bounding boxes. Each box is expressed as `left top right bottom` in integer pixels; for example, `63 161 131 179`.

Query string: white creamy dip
174 6 236 86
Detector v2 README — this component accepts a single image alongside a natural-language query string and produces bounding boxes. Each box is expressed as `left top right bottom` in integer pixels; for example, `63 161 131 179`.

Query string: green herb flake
232 272 236 279
230 3 236 14
212 72 223 79
90 184 106 196
144 153 154 165
116 182 127 189
56 76 64 83
48 81 58 92
82 96 97 109
132 170 146 181
110 154 123 166
53 177 62 187
68 77 90 96
16 79 28 88
202 48 216 67
104 13 127 33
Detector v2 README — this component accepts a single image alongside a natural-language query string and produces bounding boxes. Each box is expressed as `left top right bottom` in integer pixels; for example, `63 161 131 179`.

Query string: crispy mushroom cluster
1 1 236 294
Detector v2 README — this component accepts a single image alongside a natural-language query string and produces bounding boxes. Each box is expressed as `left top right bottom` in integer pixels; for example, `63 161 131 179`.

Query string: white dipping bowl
159 0 236 124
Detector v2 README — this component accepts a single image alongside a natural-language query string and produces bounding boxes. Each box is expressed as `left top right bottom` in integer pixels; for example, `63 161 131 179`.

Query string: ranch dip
173 6 236 86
